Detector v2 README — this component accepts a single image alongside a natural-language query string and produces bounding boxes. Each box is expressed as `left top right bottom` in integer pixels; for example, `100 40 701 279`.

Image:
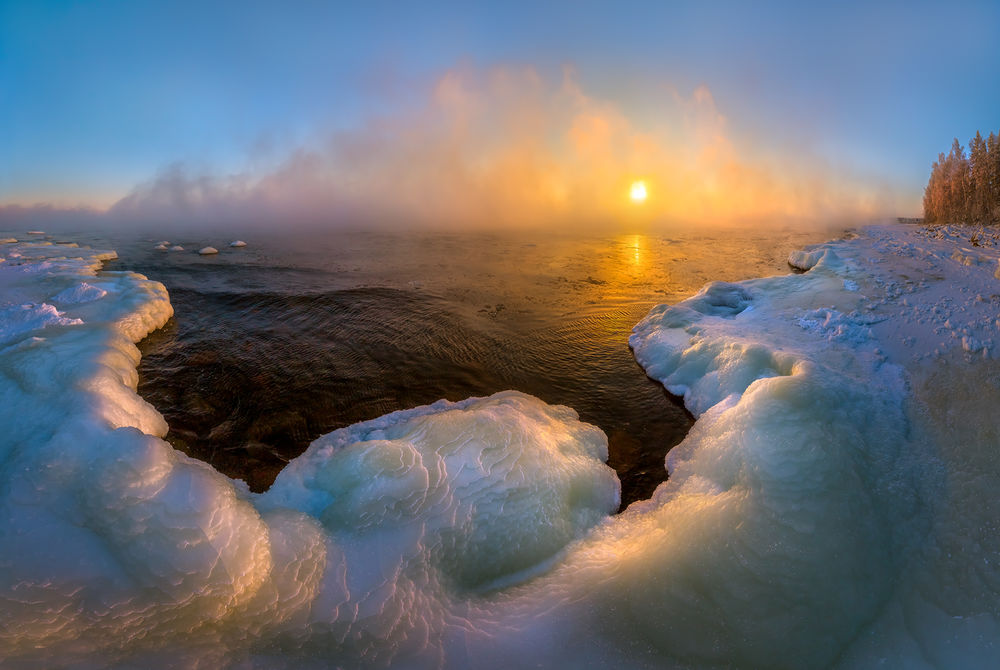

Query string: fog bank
3 66 909 233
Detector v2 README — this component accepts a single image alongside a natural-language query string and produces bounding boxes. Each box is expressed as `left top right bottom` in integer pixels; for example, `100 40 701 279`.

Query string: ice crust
2 225 1000 668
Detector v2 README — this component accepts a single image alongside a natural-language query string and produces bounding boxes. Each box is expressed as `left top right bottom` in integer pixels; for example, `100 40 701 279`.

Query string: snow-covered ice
51 281 109 305
3 224 1000 668
199 246 219 255
230 240 247 247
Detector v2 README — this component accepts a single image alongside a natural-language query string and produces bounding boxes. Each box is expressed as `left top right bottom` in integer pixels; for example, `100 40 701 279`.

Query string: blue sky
2 0 998 218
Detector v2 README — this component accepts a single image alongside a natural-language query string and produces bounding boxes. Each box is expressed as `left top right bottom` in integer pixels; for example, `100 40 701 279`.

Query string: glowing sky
1 0 998 226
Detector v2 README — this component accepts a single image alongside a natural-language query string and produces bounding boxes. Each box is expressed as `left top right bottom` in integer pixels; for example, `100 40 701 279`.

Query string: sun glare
629 180 647 203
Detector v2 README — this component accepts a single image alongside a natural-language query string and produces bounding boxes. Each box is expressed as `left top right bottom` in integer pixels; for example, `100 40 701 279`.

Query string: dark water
95 228 828 508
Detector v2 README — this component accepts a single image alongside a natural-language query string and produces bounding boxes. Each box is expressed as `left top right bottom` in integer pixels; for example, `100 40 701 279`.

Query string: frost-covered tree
947 139 970 223
989 132 1000 222
923 130 1000 225
969 131 989 223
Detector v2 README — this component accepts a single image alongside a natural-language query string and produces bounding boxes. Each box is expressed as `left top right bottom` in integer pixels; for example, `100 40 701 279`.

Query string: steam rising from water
3 66 904 232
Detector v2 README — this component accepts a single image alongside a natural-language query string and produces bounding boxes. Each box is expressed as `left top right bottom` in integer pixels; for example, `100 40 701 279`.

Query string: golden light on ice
629 180 648 203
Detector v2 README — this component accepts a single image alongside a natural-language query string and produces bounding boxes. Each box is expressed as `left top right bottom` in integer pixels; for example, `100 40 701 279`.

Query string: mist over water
98 226 833 506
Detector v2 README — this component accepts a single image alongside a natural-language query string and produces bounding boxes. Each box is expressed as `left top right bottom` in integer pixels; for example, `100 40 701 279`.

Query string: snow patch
51 282 109 305
0 302 83 345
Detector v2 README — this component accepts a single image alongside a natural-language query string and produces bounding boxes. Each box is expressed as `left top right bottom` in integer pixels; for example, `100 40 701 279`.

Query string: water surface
98 227 831 507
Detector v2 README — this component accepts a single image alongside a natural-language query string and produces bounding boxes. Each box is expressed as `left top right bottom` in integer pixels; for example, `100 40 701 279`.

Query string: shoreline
2 224 999 667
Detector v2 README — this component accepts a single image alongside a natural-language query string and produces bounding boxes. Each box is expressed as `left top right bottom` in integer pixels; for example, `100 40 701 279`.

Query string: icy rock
229 240 247 247
198 246 219 255
788 248 824 270
170 245 184 251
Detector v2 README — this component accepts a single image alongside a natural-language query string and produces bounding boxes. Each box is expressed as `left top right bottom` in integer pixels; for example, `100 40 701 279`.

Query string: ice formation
2 224 1000 668
199 246 219 255
230 240 247 247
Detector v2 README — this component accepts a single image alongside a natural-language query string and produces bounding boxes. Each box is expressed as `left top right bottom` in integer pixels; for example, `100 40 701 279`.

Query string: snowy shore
2 225 999 668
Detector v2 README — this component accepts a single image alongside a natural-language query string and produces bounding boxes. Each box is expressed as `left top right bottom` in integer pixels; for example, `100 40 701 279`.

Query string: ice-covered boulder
198 246 219 255
787 248 823 270
229 240 247 247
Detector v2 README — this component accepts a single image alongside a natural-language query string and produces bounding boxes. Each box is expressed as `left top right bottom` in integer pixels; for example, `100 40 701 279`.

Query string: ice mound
199 246 219 255
264 391 619 592
230 240 247 247
609 241 931 667
170 245 184 251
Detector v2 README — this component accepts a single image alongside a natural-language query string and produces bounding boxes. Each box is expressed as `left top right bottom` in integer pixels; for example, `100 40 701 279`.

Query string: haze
2 1 998 232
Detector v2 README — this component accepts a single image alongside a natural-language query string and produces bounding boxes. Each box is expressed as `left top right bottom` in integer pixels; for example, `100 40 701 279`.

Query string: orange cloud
107 65 903 231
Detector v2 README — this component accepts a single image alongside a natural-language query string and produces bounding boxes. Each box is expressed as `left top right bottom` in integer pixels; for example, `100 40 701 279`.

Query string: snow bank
3 225 1000 668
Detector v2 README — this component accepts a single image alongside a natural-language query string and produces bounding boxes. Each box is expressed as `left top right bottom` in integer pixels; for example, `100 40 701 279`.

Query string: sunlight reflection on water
86 226 836 506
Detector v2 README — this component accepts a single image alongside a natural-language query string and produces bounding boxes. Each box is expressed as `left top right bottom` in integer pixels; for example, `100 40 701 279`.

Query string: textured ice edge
2 228 994 669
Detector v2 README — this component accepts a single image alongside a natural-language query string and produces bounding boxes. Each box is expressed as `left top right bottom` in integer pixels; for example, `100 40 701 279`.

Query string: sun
629 180 648 203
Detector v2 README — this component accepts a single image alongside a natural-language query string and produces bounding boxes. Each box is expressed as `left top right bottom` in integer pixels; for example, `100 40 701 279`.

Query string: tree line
923 129 1000 224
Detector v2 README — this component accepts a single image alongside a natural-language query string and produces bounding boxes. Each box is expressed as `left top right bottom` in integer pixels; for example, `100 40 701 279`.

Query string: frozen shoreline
2 225 999 668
